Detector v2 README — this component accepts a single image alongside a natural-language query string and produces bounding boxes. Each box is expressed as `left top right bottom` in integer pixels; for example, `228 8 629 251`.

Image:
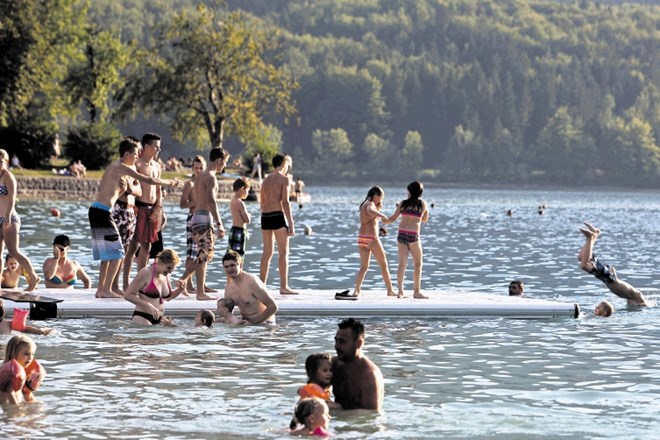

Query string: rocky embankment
16 176 255 201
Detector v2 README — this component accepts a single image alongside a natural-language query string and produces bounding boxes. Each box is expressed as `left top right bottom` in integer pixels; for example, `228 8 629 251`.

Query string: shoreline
16 175 258 201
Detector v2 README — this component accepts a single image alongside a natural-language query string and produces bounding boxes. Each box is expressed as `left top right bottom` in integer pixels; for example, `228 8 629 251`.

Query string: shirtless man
123 133 164 290
331 317 384 412
222 250 278 324
182 147 229 300
111 136 142 294
578 222 649 307
259 153 297 295
89 139 181 298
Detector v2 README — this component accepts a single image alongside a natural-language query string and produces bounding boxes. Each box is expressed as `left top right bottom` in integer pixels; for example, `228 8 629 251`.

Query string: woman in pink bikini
124 249 187 325
387 181 429 299
337 186 395 300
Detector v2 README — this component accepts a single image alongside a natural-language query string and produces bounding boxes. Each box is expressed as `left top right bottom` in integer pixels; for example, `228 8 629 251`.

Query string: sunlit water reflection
2 186 660 438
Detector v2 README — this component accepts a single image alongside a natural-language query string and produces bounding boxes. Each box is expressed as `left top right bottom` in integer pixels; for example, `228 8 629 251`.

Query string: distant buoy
303 225 312 235
50 208 60 217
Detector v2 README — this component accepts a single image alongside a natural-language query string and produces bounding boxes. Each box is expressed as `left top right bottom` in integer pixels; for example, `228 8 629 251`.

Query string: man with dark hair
259 153 297 294
89 139 180 298
181 147 229 300
508 280 525 297
222 250 277 324
123 133 164 290
331 317 384 412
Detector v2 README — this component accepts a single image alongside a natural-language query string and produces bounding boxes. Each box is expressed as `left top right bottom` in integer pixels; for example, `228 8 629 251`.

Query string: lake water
2 186 660 439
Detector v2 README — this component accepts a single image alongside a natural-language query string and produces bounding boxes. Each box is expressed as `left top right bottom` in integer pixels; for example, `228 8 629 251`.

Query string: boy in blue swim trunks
578 222 648 307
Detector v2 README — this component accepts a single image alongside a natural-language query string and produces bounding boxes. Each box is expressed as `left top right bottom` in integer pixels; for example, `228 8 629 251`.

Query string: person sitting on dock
331 318 384 413
578 222 649 307
124 249 187 326
222 250 278 325
508 280 525 297
43 235 91 289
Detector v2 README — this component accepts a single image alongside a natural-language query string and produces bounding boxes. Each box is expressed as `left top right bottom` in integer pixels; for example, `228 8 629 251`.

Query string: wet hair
119 139 139 157
290 397 325 430
4 334 36 363
192 155 206 168
305 352 331 382
399 181 424 214
53 234 70 248
4 253 15 263
209 147 229 163
141 133 161 147
360 186 384 211
272 153 286 168
222 250 243 266
337 317 365 340
232 177 249 192
156 249 181 266
218 297 236 313
597 301 614 317
199 309 215 327
508 280 525 295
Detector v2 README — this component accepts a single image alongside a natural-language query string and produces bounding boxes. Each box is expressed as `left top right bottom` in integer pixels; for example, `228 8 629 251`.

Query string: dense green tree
311 128 355 178
118 4 297 150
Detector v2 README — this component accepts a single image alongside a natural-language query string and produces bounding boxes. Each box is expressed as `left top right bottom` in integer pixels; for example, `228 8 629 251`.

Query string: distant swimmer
594 300 614 317
578 222 649 307
508 280 524 297
506 209 513 217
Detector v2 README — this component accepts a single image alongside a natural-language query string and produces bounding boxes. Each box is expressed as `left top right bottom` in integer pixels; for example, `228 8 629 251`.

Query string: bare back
331 355 384 411
260 172 290 213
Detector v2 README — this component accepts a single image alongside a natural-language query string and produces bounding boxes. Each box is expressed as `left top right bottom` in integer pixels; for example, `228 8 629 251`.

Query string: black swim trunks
589 256 618 284
261 211 288 231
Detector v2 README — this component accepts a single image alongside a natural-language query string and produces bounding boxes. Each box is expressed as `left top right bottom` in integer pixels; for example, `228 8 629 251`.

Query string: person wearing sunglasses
43 235 91 289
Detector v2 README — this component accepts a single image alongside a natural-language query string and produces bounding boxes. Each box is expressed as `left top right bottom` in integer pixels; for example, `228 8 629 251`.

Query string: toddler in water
1 254 25 288
216 297 242 324
298 353 341 409
0 334 46 405
289 397 331 437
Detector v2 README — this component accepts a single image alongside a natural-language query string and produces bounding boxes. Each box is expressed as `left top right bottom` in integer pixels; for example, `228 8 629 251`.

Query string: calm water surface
2 186 660 439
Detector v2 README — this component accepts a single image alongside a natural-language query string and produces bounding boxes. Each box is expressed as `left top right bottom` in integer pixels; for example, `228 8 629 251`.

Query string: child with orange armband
297 353 341 409
289 397 332 437
0 334 46 405
0 299 53 335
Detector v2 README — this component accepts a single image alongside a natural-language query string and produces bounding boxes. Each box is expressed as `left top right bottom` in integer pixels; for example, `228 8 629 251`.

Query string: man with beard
331 318 384 412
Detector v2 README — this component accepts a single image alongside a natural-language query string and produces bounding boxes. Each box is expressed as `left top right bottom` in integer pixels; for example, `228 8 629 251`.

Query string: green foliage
0 120 58 169
64 122 122 169
243 124 283 174
311 128 355 178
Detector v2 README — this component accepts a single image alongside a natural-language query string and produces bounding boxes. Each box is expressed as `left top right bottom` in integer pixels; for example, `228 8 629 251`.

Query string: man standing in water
259 153 297 294
331 317 384 412
222 250 278 324
89 139 181 298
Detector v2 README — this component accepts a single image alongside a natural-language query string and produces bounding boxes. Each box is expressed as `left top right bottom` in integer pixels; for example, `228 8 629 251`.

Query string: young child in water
0 334 46 405
1 254 25 289
194 309 215 328
298 353 341 409
216 298 242 324
289 397 331 437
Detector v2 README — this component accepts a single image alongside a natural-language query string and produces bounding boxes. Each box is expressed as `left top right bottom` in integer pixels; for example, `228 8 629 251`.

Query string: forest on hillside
2 0 659 186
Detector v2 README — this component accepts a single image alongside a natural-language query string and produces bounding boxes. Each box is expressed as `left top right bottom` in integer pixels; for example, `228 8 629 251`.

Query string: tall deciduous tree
119 4 297 150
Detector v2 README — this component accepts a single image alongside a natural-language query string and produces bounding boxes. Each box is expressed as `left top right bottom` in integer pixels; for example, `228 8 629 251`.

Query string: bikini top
139 263 172 303
400 202 424 218
49 273 76 286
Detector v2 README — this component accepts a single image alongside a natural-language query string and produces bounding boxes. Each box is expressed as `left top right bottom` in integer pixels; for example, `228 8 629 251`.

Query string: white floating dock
2 288 580 319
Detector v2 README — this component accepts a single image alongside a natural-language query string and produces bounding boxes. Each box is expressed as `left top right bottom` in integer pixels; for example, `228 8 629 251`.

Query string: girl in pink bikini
124 249 187 325
338 186 395 300
386 181 429 299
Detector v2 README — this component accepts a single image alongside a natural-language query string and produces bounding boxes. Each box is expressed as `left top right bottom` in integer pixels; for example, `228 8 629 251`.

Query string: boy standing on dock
89 139 181 298
227 177 251 257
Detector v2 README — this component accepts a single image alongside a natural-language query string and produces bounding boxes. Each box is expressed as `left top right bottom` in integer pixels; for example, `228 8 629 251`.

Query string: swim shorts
589 256 618 284
89 202 124 261
191 210 215 264
134 200 159 244
227 226 248 256
112 200 136 248
185 212 197 260
261 211 288 230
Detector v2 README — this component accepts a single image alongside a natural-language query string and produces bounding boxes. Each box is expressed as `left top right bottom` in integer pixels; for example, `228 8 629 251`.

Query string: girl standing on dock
338 186 395 300
0 149 41 291
387 181 429 299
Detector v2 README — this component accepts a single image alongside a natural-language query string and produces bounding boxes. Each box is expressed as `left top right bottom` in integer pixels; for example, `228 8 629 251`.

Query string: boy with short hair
227 177 251 257
216 297 242 324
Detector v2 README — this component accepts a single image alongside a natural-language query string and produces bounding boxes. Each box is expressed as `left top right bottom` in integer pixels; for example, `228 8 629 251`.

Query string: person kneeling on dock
578 222 649 307
124 249 187 325
222 250 278 325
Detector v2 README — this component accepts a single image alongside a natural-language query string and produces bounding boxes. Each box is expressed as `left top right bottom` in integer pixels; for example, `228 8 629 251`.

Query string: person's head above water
594 301 614 317
508 280 525 297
